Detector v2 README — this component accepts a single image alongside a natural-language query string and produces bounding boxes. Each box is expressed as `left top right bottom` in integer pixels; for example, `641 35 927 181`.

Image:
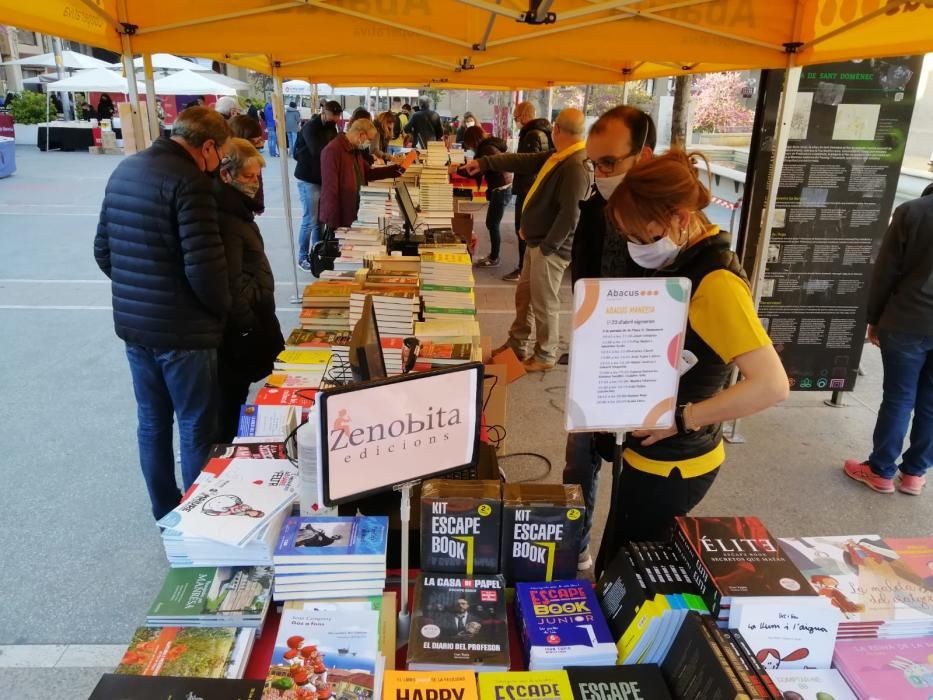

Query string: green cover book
147 566 273 622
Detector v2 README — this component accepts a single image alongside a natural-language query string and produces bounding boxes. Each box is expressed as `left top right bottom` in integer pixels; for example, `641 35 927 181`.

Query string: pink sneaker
844 460 894 494
896 473 926 496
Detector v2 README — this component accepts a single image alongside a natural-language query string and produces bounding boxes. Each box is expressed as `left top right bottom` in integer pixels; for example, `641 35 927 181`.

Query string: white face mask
627 235 683 270
594 173 625 200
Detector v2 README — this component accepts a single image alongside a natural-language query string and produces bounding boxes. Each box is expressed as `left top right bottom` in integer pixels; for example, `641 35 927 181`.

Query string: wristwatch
675 404 695 435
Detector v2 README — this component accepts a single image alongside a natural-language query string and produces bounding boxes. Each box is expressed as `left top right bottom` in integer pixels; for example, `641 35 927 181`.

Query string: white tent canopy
331 87 419 97
282 80 333 96
45 68 141 93
2 50 112 70
152 69 238 96
204 72 250 91
117 53 211 72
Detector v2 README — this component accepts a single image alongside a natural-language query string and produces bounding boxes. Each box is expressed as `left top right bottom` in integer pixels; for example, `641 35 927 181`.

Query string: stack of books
414 336 482 368
334 226 385 272
263 597 393 700
272 516 388 601
415 318 482 337
353 186 394 228
779 534 933 639
419 143 454 229
235 404 300 443
671 516 828 627
113 626 257 681
661 611 785 700
157 477 295 568
596 543 709 665
350 287 419 338
146 566 274 630
833 637 932 699
419 252 476 322
299 281 360 335
407 573 510 672
271 348 332 387
515 580 617 670
367 254 421 277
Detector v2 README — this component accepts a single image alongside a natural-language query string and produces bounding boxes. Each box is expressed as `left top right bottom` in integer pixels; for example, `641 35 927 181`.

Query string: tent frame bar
799 2 896 51
484 0 712 49
137 2 306 35
77 0 123 33
270 59 303 305
278 54 341 68
142 53 160 144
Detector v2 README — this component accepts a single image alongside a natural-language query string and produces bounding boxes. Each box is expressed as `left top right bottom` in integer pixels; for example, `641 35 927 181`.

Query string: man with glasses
564 106 656 571
463 108 590 372
94 106 232 521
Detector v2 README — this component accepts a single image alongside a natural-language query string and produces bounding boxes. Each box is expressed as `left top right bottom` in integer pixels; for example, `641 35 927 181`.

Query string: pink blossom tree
692 72 755 133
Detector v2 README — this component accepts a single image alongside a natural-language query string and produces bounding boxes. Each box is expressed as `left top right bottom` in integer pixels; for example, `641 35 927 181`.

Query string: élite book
673 516 816 615
408 573 510 672
420 479 501 575
501 484 585 584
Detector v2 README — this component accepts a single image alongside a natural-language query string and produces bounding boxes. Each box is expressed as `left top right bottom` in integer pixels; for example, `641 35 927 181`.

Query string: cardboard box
453 211 473 243
483 363 509 453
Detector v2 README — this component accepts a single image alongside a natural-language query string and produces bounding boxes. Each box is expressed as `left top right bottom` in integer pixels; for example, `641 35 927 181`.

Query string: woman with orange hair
597 149 789 569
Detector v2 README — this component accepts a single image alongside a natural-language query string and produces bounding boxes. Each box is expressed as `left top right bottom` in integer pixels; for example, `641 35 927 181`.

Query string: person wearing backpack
293 100 342 271
505 101 554 282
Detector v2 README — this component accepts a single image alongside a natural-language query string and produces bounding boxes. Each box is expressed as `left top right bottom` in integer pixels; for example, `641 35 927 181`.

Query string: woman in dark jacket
214 138 285 441
229 116 267 214
504 101 553 281
457 125 512 267
97 93 115 121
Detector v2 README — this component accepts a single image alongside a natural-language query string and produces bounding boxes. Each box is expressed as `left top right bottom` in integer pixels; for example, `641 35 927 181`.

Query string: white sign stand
393 479 419 649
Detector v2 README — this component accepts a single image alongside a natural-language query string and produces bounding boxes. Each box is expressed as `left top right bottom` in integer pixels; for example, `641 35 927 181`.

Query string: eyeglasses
583 153 637 176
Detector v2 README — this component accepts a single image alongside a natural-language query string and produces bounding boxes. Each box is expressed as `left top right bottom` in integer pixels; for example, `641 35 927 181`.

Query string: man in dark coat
94 106 232 520
404 96 443 149
504 101 553 281
293 100 342 270
319 118 401 230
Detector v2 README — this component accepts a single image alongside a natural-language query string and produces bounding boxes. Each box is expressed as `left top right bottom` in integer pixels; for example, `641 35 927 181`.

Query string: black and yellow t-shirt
623 228 772 478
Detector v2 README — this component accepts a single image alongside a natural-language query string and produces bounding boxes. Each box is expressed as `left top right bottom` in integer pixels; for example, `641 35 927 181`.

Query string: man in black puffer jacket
94 106 232 520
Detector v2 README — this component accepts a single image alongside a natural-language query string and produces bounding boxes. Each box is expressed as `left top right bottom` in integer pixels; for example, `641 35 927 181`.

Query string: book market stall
76 142 931 700
4 2 933 699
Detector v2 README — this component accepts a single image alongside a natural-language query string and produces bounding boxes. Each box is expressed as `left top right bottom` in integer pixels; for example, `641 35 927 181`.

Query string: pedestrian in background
845 188 933 496
262 98 278 157
457 125 511 269
284 101 301 157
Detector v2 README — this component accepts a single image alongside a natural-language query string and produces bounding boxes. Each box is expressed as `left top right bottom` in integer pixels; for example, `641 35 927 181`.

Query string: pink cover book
834 637 933 699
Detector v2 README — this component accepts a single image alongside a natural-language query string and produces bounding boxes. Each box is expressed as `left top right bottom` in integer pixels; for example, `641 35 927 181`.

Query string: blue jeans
297 180 322 261
266 126 278 157
287 131 297 156
485 186 511 261
125 344 219 520
563 432 603 551
868 329 933 479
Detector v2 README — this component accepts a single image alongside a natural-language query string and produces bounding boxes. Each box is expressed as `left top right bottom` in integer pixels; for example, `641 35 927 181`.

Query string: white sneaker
577 548 593 571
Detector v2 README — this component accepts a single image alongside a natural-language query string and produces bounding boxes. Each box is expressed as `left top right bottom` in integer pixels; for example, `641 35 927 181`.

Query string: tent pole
45 91 50 152
142 53 160 142
546 86 553 121
117 0 144 150
750 57 800 309
272 61 303 305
